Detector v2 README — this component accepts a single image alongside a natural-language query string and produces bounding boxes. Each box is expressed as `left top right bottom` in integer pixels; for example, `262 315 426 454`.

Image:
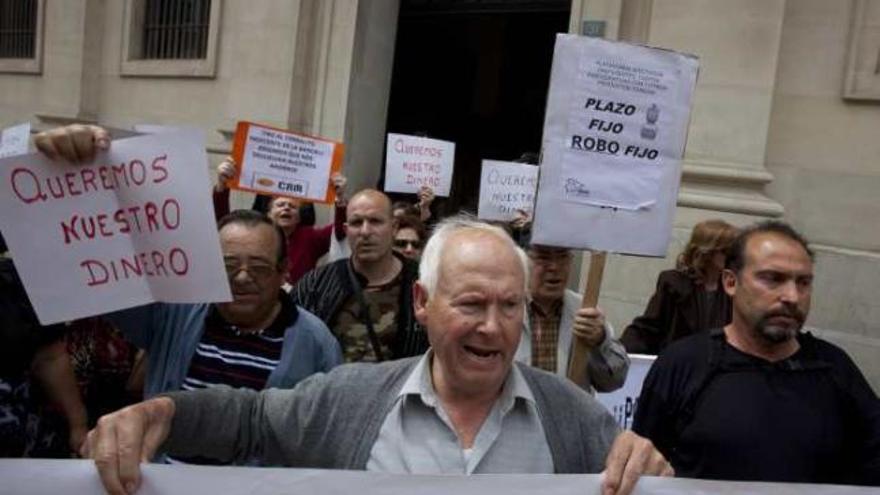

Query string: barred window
142 0 211 60
0 0 37 59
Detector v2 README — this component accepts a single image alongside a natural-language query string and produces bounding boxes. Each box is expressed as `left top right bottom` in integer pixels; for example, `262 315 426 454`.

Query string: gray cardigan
164 358 620 473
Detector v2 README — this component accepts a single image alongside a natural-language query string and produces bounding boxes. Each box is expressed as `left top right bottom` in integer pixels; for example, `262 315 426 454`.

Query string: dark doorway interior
385 1 570 216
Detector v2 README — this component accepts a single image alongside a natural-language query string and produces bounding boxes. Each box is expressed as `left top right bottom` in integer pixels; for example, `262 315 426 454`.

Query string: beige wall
764 0 880 389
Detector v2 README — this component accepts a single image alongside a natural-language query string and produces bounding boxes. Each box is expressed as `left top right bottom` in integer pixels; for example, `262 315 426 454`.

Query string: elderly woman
621 219 739 354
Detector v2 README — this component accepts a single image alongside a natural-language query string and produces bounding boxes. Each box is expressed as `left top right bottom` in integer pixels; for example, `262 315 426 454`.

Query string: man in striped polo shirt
105 209 343 404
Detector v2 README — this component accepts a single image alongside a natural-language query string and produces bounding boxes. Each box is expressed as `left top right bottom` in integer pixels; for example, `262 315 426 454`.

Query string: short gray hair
418 215 530 298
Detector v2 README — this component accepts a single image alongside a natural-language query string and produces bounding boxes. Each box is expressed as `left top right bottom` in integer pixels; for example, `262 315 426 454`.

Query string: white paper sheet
384 133 456 197
0 131 231 325
477 160 539 222
532 35 699 256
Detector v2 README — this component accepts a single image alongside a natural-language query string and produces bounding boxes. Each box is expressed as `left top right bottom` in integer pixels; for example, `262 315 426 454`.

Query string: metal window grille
0 0 37 59
142 0 211 60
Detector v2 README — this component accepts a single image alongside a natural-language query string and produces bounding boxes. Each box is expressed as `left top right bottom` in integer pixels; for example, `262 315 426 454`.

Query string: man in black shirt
633 221 880 485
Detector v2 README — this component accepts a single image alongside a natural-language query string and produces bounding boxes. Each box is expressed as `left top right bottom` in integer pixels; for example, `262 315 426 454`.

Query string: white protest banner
0 131 231 325
384 133 455 197
596 354 656 430
532 35 699 256
1 460 874 495
231 121 343 204
0 122 31 158
477 160 539 222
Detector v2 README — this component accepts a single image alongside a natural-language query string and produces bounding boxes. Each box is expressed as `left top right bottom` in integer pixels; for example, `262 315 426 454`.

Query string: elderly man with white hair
75 214 670 495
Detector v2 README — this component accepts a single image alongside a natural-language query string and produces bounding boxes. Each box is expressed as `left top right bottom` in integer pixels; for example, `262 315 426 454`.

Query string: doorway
384 0 570 216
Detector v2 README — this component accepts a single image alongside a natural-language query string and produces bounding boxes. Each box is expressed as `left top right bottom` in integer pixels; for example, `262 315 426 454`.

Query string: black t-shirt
633 329 880 485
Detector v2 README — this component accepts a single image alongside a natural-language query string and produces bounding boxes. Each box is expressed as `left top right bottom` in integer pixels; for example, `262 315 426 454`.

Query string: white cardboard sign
0 131 231 325
384 133 455 197
532 35 699 256
1 459 875 495
0 122 31 158
596 354 656 430
477 160 539 222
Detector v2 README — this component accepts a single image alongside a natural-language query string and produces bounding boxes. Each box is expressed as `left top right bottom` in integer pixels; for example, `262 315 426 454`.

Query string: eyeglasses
223 257 279 280
394 239 422 249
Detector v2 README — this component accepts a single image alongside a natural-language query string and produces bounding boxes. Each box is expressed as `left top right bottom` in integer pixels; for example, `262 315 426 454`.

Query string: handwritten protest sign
384 133 455 197
477 160 539 222
596 354 655 430
1 459 874 495
0 131 231 325
0 122 31 158
532 35 699 256
230 121 343 204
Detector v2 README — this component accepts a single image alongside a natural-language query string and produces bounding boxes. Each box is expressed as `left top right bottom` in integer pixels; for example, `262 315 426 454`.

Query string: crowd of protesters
0 124 877 494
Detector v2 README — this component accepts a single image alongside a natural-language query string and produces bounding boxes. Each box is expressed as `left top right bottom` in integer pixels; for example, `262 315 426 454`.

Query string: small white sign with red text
0 131 231 325
477 160 539 222
384 133 455 197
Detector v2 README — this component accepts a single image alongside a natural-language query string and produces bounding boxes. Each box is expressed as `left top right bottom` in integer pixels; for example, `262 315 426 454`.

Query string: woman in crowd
393 214 426 261
213 157 347 284
621 219 739 354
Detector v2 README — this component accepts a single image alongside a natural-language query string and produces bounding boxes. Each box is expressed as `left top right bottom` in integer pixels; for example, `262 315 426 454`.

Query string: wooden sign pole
567 250 607 388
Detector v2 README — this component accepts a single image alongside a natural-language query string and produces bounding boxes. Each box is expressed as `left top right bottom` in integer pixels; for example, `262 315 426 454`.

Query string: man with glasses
87 210 342 404
516 244 629 394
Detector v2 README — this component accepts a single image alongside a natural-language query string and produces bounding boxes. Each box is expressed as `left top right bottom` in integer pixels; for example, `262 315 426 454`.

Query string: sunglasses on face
394 239 422 249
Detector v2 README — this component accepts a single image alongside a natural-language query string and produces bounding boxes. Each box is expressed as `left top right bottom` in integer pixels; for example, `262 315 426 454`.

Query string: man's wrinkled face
414 231 525 399
268 197 301 231
723 233 813 344
345 194 396 265
217 223 284 327
528 246 572 303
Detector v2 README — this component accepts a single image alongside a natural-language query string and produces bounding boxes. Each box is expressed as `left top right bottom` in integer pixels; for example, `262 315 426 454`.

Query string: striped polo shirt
181 295 295 392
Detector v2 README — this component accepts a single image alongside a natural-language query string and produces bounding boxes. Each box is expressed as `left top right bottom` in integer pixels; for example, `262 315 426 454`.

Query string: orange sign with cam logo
230 121 344 204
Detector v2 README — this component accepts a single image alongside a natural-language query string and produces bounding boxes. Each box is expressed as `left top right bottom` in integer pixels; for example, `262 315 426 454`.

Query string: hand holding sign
34 124 111 162
0 125 230 325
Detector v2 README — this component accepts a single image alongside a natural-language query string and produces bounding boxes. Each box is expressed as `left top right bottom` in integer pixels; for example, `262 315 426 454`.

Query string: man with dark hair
633 220 880 485
291 189 428 362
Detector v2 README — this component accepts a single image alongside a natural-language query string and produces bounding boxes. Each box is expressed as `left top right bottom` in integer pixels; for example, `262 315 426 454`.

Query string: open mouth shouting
463 344 502 364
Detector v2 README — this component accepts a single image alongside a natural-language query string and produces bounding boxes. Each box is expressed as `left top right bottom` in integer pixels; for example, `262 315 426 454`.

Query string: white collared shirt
366 352 554 474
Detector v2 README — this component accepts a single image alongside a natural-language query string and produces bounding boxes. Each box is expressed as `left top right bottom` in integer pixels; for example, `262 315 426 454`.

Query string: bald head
345 189 397 265
347 189 393 219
